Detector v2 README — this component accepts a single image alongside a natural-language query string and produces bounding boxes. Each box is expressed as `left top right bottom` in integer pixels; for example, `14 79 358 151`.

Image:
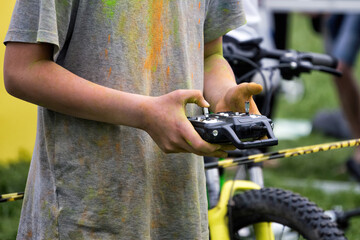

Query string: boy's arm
203 37 262 114
4 43 149 127
4 42 227 157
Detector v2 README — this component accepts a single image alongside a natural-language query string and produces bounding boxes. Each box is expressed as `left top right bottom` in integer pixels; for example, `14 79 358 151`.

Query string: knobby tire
229 187 346 240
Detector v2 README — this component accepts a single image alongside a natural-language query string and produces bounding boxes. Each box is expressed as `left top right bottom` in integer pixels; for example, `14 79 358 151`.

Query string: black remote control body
188 112 278 149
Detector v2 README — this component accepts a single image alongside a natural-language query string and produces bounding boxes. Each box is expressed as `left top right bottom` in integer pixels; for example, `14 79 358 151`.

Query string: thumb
183 90 210 108
235 83 263 99
238 82 263 98
232 83 262 114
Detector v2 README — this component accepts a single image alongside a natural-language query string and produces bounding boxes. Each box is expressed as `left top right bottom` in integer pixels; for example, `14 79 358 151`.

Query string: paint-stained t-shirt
5 0 245 239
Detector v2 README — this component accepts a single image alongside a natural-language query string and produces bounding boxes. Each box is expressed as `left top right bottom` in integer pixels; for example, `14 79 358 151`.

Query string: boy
4 0 261 239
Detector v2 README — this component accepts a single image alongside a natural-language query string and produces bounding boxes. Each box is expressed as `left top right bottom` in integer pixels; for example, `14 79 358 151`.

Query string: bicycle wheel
229 187 346 240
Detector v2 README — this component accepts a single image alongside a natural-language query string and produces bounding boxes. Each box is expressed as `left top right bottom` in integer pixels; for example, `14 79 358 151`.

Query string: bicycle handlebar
263 49 341 78
261 49 338 69
223 37 342 80
300 52 338 68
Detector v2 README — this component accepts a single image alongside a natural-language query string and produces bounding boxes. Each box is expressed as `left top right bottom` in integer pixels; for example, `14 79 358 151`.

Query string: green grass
0 152 30 240
1 13 360 239
263 14 360 238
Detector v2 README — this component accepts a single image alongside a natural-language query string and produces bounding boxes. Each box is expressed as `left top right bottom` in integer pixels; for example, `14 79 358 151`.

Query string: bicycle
326 206 360 233
201 37 350 240
205 139 359 240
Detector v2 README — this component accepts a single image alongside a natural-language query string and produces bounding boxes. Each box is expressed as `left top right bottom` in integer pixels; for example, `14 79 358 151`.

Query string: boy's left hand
214 82 263 114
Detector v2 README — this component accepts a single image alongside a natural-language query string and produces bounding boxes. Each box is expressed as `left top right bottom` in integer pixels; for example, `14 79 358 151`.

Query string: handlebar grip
261 48 287 59
262 48 338 69
301 52 338 68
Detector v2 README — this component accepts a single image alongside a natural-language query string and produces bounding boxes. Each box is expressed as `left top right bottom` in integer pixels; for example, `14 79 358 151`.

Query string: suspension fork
208 178 274 240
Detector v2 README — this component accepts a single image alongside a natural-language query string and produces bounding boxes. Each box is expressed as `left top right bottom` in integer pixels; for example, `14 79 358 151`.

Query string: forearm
4 48 148 128
203 53 237 112
4 43 229 157
203 38 262 115
334 63 360 137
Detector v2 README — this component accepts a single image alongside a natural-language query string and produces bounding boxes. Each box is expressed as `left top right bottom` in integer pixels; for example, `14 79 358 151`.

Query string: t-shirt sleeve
4 0 75 58
204 0 246 43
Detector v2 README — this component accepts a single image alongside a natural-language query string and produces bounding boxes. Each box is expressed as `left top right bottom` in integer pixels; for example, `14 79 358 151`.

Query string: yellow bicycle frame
208 180 274 240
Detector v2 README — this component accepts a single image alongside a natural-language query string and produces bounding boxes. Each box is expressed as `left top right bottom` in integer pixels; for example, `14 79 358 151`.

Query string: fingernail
204 100 210 107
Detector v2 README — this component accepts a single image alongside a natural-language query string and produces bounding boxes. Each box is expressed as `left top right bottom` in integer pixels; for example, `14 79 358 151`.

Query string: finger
182 126 224 153
233 83 261 114
218 144 237 151
249 98 261 115
246 82 263 96
184 135 221 153
153 134 188 154
236 82 263 99
181 129 229 158
204 150 228 158
182 138 228 158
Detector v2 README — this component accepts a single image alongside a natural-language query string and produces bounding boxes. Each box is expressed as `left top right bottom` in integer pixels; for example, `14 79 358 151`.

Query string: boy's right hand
141 89 230 158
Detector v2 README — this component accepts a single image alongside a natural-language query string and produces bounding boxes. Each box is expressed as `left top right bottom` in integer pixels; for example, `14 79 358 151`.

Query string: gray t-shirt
5 0 245 239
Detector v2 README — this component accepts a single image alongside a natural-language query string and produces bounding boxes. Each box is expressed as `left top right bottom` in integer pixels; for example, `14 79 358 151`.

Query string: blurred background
1 1 36 239
0 1 37 165
1 0 360 239
261 1 360 239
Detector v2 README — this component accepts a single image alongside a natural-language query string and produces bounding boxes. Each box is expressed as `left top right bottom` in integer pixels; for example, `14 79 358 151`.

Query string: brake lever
279 61 311 80
280 61 342 80
297 61 342 77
